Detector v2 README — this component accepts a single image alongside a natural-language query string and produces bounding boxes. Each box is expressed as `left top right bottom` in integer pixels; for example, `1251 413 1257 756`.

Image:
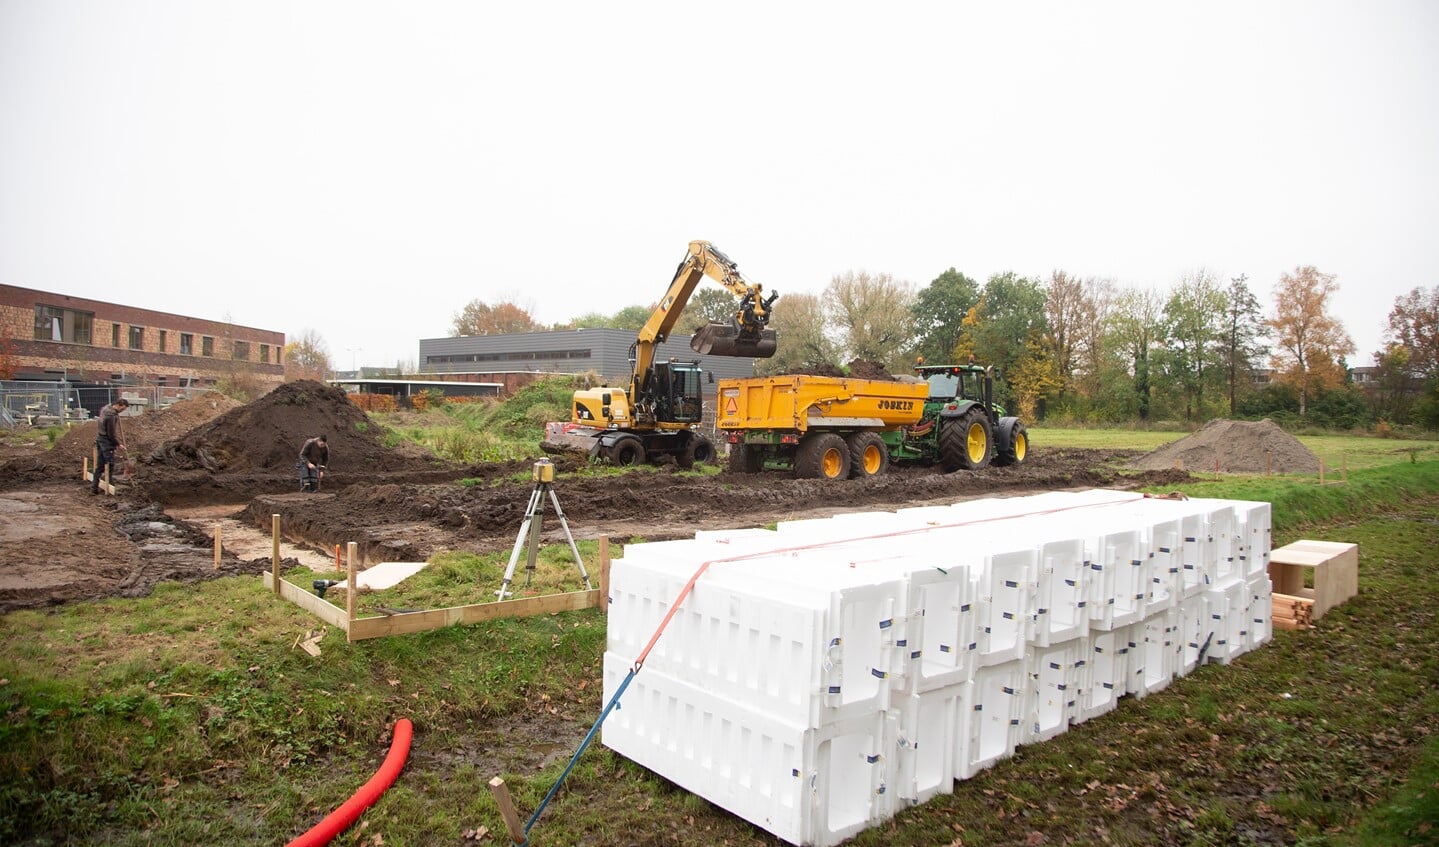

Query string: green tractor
882 362 1029 471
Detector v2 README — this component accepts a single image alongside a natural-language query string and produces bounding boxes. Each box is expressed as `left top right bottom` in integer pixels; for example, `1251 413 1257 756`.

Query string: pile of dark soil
1129 418 1321 474
145 380 448 474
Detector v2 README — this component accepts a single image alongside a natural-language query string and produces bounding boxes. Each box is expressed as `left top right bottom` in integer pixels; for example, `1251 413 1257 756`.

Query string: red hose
286 718 414 847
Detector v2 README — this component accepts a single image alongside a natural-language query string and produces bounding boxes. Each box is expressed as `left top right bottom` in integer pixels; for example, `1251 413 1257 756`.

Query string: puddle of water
168 504 342 573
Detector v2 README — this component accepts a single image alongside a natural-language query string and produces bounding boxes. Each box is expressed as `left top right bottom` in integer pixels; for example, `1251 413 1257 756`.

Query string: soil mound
145 380 447 473
1129 418 1321 474
47 393 245 468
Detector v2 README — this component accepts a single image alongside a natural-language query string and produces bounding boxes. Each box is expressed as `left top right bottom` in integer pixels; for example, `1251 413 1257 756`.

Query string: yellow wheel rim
863 444 882 475
1014 432 1027 462
822 448 844 478
967 423 987 463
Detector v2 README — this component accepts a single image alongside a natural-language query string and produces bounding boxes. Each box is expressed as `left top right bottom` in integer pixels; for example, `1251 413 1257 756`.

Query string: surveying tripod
495 459 592 600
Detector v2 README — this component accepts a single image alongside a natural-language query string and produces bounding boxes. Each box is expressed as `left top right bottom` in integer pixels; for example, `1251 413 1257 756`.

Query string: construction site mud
0 382 1188 613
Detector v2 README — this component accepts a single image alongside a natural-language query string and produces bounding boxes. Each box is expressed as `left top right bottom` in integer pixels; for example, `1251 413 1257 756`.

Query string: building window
129 326 144 350
259 343 270 364
180 333 193 355
158 330 167 352
33 305 94 344
112 323 121 347
202 336 214 357
232 340 250 361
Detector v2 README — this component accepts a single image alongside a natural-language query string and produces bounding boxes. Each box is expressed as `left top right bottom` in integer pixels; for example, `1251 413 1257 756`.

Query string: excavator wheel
795 432 850 481
846 432 889 479
608 436 647 466
939 408 992 471
727 442 763 474
677 434 716 469
993 417 1029 467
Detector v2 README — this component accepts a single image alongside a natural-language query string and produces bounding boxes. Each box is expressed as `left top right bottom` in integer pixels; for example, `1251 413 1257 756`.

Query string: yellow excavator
545 240 779 467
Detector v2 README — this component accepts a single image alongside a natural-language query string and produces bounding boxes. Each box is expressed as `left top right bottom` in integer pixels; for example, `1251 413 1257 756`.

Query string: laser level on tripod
495 459 591 600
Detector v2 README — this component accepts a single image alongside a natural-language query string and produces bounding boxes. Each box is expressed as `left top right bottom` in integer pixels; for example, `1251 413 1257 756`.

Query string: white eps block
601 652 892 847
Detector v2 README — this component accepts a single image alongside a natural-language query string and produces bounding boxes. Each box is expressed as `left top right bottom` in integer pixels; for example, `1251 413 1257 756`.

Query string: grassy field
2 436 1437 845
1035 425 1439 472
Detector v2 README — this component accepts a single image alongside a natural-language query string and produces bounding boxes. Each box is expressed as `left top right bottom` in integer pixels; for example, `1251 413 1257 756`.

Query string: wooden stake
346 542 358 643
599 535 611 614
1319 460 1325 485
334 544 341 572
271 514 281 594
1265 451 1272 477
213 526 221 571
1342 454 1348 482
488 777 528 846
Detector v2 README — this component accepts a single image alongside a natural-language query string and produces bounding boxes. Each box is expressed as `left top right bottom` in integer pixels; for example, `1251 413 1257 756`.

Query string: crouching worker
298 434 328 492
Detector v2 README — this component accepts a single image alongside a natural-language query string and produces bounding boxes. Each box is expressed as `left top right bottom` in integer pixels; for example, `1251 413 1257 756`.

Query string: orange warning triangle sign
724 396 738 416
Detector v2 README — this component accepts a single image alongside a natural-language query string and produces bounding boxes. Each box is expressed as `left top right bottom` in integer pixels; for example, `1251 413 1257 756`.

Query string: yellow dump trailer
717 365 1025 481
716 376 927 432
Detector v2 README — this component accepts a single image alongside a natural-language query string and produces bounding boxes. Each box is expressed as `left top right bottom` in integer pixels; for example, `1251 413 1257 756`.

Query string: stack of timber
1271 593 1316 630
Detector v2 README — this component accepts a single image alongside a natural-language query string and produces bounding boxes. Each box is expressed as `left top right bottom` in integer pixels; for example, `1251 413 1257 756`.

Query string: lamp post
347 348 363 375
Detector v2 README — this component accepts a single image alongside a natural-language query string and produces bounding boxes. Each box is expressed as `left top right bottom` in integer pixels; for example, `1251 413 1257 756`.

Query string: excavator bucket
690 324 778 358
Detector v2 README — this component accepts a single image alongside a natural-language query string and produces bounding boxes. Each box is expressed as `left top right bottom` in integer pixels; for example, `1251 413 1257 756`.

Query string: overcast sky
2 1 1435 371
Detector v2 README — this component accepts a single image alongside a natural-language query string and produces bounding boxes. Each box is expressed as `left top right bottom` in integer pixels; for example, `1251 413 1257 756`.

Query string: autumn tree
910 268 980 365
1382 285 1439 379
1073 278 1118 408
1267 266 1354 417
450 299 542 337
1043 270 1095 400
1157 270 1227 421
757 292 841 376
1217 275 1270 416
284 329 332 381
1007 333 1063 421
824 271 917 371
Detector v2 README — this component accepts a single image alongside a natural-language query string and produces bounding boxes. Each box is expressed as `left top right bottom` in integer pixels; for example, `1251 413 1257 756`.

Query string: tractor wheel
727 442 763 474
677 434 715 469
795 432 850 481
993 417 1029 467
846 432 889 478
608 436 646 466
939 408 992 471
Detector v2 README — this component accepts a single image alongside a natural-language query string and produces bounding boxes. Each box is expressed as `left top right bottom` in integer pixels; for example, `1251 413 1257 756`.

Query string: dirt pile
145 380 447 473
48 393 245 468
1129 418 1321 474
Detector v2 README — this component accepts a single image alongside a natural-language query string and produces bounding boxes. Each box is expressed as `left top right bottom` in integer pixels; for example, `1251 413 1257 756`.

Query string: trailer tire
846 432 889 478
993 417 1028 467
608 436 646 466
796 433 850 481
727 442 763 474
677 434 715 469
939 408 992 471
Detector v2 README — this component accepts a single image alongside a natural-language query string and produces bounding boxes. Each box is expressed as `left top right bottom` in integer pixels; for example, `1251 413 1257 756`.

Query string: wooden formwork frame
253 515 612 642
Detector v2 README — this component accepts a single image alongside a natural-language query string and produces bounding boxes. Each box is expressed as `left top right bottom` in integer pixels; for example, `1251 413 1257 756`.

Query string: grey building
417 328 758 388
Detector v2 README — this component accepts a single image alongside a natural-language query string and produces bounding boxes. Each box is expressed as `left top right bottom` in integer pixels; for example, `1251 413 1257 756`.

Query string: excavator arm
631 240 779 401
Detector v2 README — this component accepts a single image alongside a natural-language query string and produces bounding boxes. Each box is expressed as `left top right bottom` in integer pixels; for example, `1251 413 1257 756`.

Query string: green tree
1107 288 1163 421
450 299 541 336
910 268 980 365
1157 270 1227 422
1267 266 1354 417
610 305 654 332
965 272 1049 409
824 271 917 371
1218 274 1270 417
677 287 746 335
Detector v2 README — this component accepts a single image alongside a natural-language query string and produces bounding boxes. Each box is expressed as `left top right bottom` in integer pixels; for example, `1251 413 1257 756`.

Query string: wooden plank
264 573 350 629
348 588 602 641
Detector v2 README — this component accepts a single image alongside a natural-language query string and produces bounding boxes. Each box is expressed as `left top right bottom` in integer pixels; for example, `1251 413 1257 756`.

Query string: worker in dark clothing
91 397 130 493
298 435 329 491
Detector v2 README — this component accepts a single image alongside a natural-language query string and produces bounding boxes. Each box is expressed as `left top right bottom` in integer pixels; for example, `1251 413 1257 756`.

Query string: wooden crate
1267 540 1358 620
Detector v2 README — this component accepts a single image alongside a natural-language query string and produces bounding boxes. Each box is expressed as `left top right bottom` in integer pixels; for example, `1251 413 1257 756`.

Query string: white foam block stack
601 489 1273 847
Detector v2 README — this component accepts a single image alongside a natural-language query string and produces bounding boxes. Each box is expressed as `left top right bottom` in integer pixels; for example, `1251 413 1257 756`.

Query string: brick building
1 284 285 413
